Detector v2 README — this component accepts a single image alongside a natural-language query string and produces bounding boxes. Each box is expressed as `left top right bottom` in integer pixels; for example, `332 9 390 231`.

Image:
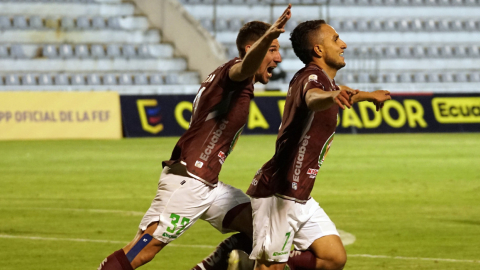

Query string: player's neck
311 60 337 81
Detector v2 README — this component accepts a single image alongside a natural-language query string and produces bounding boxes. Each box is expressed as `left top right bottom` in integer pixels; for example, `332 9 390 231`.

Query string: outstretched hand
333 90 353 110
371 90 391 111
265 4 292 40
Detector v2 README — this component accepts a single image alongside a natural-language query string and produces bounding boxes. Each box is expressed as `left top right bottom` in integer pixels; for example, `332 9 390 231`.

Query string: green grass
0 134 479 270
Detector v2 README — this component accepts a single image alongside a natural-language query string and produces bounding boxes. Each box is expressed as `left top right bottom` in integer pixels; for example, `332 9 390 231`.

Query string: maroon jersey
247 63 339 203
163 58 254 187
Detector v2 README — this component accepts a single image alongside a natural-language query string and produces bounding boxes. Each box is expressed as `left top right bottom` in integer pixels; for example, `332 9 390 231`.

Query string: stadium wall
132 0 227 81
120 93 480 137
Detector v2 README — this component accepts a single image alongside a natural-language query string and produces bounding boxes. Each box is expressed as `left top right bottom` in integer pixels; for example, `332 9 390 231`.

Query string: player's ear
245 44 252 53
313 44 323 59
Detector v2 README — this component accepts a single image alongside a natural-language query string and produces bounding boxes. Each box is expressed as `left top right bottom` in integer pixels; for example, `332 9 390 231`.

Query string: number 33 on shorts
162 213 190 239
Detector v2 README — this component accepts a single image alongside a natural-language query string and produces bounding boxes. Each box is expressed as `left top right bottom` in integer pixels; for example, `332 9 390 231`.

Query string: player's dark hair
290 20 327 65
236 21 271 59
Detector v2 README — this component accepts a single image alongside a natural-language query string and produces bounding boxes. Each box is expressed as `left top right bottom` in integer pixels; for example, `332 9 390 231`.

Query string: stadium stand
0 0 201 94
181 0 480 93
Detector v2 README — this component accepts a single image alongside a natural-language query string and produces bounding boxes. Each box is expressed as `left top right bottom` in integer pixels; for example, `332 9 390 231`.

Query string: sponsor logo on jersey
292 182 298 190
307 168 318 179
308 74 318 82
200 119 229 162
218 151 226 164
137 99 163 134
273 251 289 256
293 135 310 183
162 232 178 239
195 160 204 168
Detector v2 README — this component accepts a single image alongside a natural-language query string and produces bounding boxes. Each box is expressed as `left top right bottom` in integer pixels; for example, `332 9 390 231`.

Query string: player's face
319 25 347 70
255 39 282 84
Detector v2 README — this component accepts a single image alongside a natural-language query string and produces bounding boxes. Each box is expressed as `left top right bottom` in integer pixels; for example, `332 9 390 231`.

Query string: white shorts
139 167 250 243
249 196 339 262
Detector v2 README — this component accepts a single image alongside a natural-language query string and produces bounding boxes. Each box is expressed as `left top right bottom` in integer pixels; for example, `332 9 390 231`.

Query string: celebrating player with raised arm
97 5 292 270
246 20 391 270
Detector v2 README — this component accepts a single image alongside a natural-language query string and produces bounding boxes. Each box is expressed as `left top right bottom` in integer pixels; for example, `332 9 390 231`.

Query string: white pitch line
0 234 478 264
349 254 480 264
0 234 216 249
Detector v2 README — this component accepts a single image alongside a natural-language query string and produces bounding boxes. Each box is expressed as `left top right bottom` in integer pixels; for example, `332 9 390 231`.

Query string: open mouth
267 66 275 77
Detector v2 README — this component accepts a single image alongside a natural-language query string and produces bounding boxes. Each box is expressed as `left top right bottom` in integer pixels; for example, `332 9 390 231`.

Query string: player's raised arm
305 88 354 111
229 4 292 82
350 90 392 111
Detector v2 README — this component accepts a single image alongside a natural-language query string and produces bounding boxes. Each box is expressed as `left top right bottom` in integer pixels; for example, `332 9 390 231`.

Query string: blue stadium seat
6 74 20 85
22 74 37 86
13 15 28 29
400 73 412 83
0 45 7 58
451 20 463 31
59 44 73 58
438 19 450 31
372 46 383 57
137 44 150 58
358 0 370 4
425 0 436 4
465 0 477 4
122 44 136 58
55 74 69 85
43 45 58 58
425 19 436 31
411 19 423 31
119 74 132 85
229 18 243 31
385 73 398 83
216 18 229 31
385 46 397 58
467 45 479 57
384 19 396 31
38 74 52 85
75 44 89 58
71 74 85 85
452 0 463 5
399 46 411 58
76 16 90 29
0 16 11 29
470 72 480 82
200 18 213 32
441 72 454 83
455 72 468 82
165 74 179 84
357 20 369 32
134 74 148 85
398 0 411 5
454 46 467 57
61 17 75 30
343 73 356 83
358 72 370 83
343 20 355 31
465 19 477 31
87 73 101 85
426 46 439 57
92 16 106 29
413 45 425 58
29 16 43 29
398 19 409 32
385 0 397 4
149 74 164 85
10 45 26 59
103 74 117 85
412 0 424 5
108 17 121 29
440 45 453 57
427 72 439 83
414 73 426 83
106 44 121 58
91 44 105 58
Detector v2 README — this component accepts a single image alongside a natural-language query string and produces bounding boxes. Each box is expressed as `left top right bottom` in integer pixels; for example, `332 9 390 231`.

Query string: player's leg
250 196 294 270
192 182 253 270
99 168 215 269
287 199 346 270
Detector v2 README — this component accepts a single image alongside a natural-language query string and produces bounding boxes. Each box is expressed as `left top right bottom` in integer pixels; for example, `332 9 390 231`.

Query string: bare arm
350 90 392 111
305 88 353 111
229 4 291 82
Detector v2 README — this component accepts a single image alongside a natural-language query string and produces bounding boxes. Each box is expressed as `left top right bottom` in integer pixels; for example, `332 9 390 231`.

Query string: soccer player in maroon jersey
97 5 292 270
246 20 391 270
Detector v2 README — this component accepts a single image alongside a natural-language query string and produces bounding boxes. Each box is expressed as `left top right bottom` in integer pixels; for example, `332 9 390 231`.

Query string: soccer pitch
0 133 479 270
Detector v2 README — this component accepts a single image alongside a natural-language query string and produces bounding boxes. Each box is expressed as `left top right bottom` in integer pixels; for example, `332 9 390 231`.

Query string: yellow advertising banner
0 92 122 140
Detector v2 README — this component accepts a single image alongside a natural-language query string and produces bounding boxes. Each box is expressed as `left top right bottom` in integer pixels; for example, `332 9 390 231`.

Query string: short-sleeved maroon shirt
163 58 254 186
247 63 339 203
